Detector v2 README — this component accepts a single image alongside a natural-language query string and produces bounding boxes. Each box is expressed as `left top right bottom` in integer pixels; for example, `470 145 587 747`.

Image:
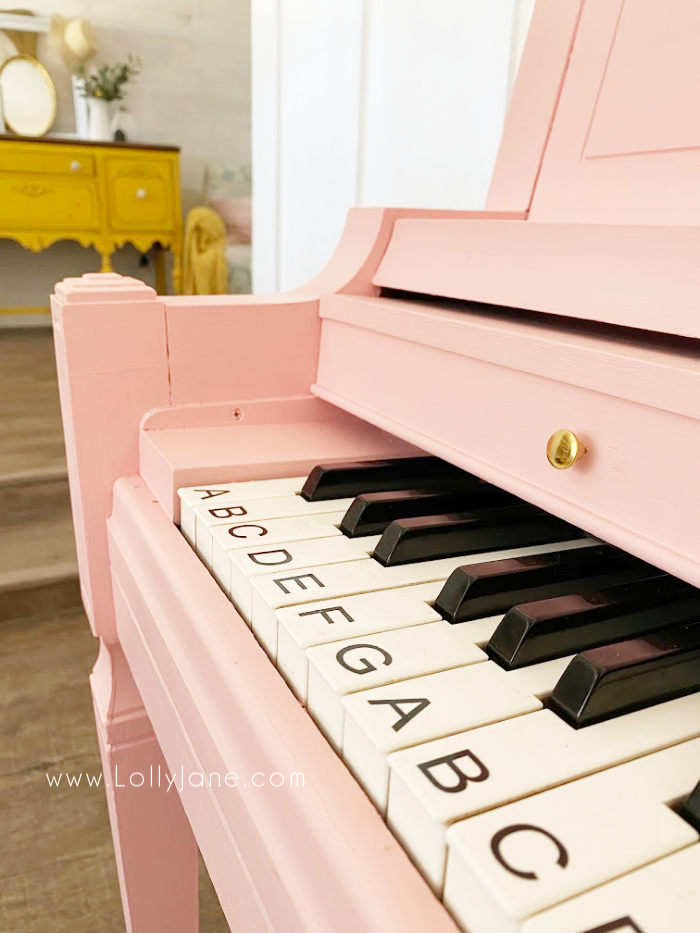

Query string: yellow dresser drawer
0 176 99 229
0 148 96 177
105 157 175 231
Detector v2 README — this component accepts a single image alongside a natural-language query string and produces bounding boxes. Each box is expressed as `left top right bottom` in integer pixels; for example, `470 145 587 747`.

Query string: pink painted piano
52 2 700 931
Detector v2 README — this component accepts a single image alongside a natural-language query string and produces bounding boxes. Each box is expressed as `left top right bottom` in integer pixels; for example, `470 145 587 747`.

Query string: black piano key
300 456 470 501
679 779 700 833
373 505 583 567
434 545 659 622
487 574 696 669
340 486 518 538
549 620 700 727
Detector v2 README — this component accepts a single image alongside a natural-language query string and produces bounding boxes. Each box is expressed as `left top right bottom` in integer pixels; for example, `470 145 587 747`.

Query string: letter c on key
490 823 569 880
336 643 393 674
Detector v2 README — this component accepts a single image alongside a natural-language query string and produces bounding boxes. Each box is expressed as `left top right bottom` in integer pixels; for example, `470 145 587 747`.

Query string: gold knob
136 187 147 199
546 429 587 470
70 160 81 172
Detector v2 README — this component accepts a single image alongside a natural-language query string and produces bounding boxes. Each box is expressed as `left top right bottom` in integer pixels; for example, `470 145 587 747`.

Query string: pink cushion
208 196 251 245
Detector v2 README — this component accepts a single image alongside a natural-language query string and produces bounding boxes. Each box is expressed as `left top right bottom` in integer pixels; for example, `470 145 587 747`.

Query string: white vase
110 106 138 143
87 97 112 142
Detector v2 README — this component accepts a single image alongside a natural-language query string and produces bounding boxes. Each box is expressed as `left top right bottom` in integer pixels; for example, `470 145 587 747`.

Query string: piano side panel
486 0 584 213
163 294 322 406
108 475 460 933
314 295 700 588
529 0 700 224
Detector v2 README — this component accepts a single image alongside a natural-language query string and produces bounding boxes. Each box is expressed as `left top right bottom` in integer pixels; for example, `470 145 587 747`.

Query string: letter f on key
418 749 490 793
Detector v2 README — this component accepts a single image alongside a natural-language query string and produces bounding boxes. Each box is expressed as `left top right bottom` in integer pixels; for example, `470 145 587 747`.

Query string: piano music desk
52 2 700 931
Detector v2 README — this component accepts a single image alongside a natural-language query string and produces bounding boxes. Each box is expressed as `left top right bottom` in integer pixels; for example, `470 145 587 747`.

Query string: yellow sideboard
0 135 182 305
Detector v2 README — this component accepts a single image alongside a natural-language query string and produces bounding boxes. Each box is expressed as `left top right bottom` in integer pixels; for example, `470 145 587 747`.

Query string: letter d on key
248 549 293 566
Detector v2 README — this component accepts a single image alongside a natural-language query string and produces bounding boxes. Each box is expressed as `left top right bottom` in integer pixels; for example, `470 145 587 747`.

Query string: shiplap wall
0 0 250 313
252 0 536 294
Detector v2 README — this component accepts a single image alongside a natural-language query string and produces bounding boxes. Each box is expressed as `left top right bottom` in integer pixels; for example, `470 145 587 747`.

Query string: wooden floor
0 328 227 932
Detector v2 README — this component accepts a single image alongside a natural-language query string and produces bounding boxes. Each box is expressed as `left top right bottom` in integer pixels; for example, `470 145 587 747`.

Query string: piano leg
91 640 199 933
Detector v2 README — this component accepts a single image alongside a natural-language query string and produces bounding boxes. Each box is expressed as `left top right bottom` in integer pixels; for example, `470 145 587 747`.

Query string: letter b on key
418 749 490 793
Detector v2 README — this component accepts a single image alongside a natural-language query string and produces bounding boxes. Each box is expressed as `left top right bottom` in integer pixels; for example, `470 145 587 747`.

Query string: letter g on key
491 823 569 880
336 643 393 674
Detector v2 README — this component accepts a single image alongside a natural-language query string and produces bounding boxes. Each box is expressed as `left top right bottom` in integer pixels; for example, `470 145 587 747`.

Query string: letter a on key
196 489 230 499
418 749 490 793
368 698 430 731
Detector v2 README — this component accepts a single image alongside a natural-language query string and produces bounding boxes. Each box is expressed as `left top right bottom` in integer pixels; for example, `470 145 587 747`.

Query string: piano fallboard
314 293 700 590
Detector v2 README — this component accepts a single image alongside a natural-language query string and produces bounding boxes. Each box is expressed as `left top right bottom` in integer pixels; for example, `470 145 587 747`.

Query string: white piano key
522 843 700 933
228 534 380 620
177 476 305 544
210 511 347 592
252 540 588 663
342 657 571 814
275 583 444 699
306 619 496 750
444 737 700 933
195 494 354 568
386 692 700 893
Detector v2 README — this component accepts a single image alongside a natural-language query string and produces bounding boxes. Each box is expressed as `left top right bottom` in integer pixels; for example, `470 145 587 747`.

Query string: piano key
521 843 700 933
267 538 588 684
276 583 445 697
251 553 478 663
435 544 659 623
549 620 700 727
340 487 518 538
194 494 354 568
306 619 495 751
385 692 700 892
300 456 468 501
210 511 348 589
443 738 700 933
374 508 587 566
679 778 700 832
488 574 695 670
228 534 381 619
342 656 571 813
177 476 306 544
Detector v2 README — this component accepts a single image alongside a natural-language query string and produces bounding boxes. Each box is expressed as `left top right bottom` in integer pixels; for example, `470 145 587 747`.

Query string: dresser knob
70 160 81 172
546 429 587 470
136 187 147 199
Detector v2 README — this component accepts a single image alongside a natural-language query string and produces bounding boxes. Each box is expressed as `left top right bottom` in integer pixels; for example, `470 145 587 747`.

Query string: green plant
75 55 142 102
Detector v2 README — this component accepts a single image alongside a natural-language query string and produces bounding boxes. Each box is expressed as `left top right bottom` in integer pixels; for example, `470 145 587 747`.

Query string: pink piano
53 2 700 931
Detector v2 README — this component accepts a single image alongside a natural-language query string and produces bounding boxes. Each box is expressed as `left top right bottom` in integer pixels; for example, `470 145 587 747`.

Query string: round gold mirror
0 55 56 137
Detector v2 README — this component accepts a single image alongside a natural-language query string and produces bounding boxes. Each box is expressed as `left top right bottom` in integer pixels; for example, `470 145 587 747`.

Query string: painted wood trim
51 273 170 640
138 397 418 522
318 293 700 420
486 0 584 213
372 217 700 339
297 206 523 298
108 475 461 933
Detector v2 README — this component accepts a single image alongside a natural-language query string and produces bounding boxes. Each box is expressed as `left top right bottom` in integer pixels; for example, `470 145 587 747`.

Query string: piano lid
365 0 700 340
